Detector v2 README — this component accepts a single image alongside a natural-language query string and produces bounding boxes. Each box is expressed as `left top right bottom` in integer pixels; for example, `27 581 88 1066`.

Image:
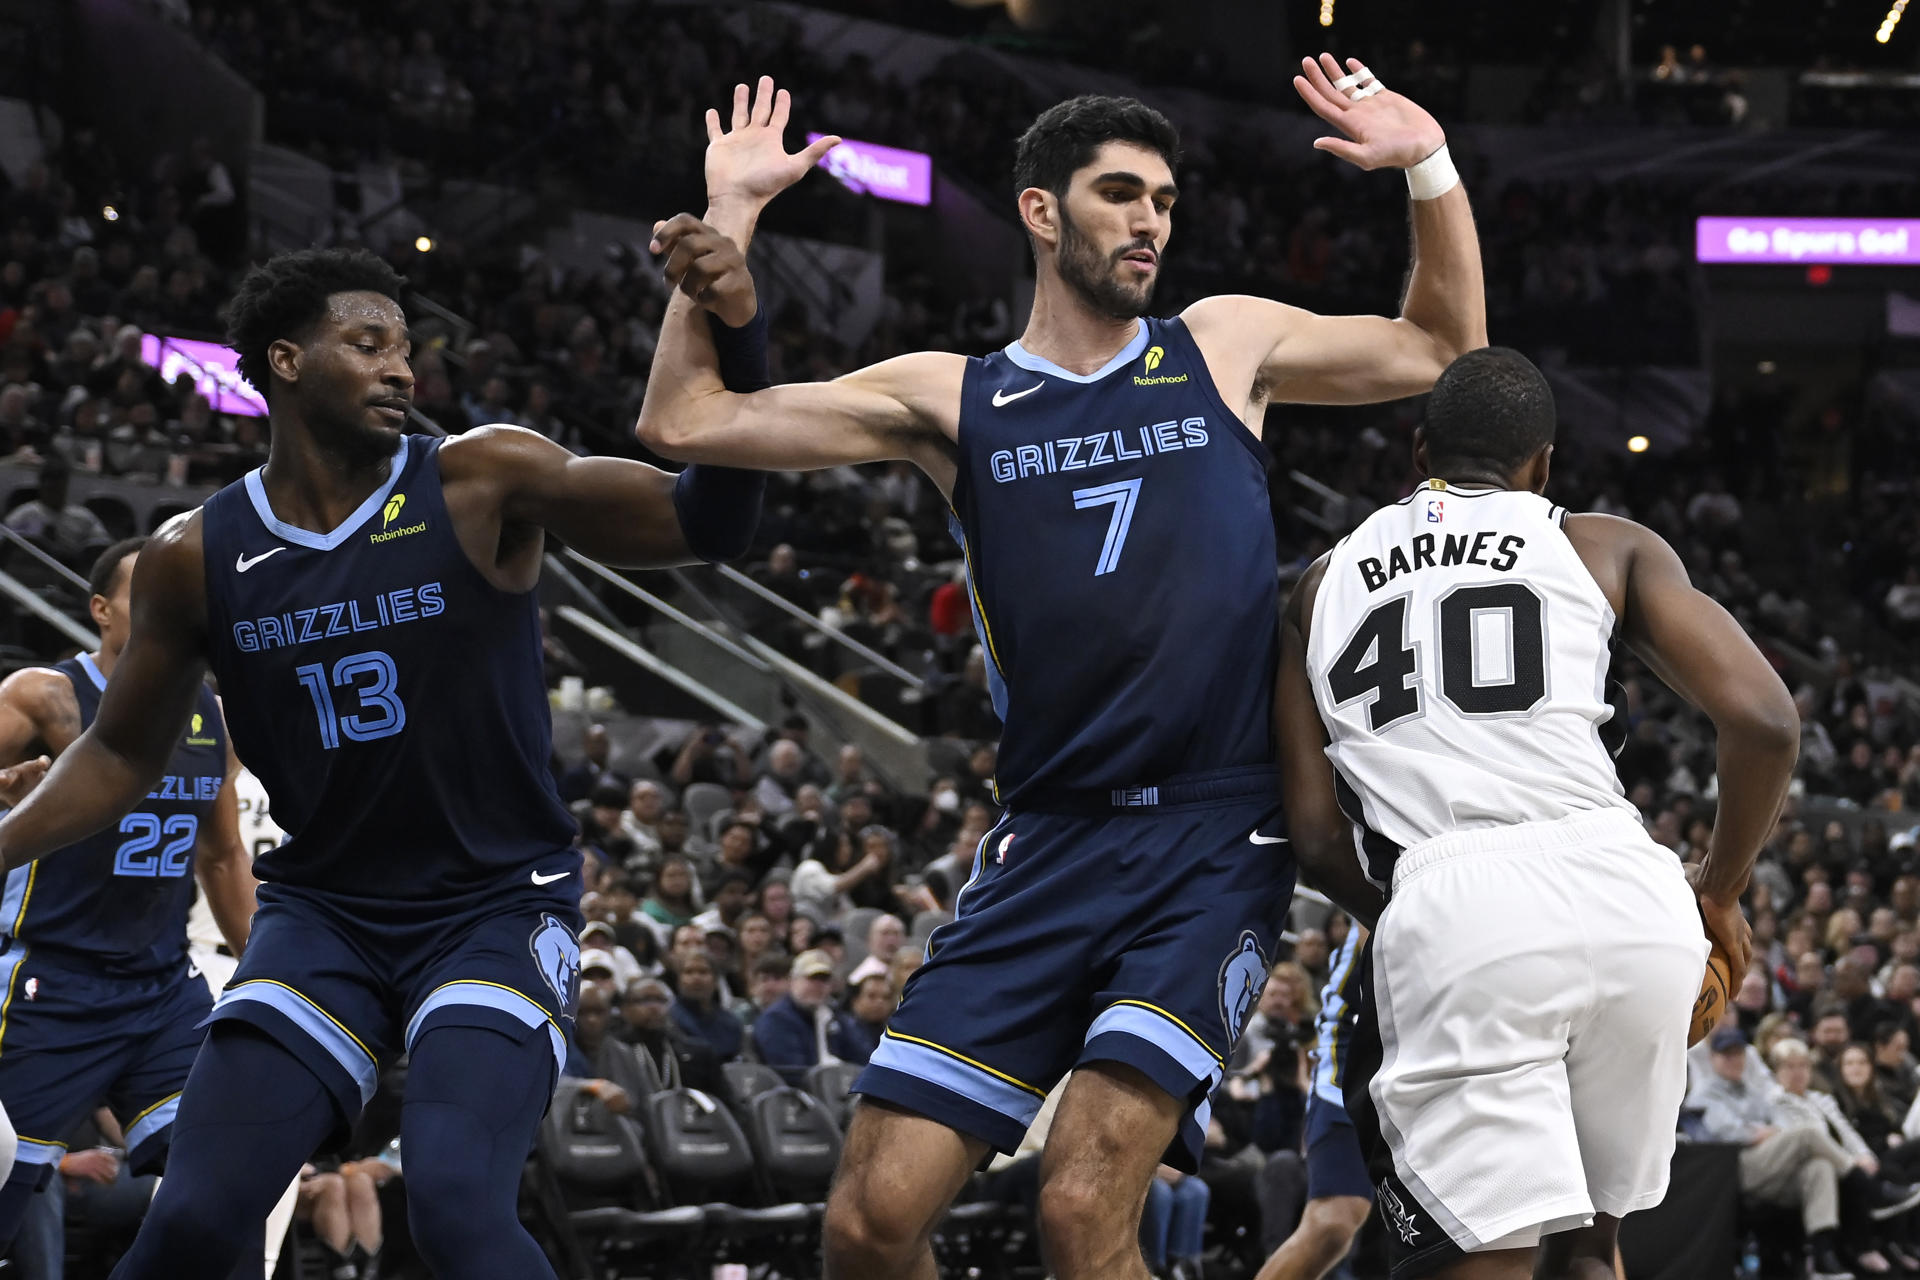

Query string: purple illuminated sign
141 333 267 417
807 134 932 207
1696 216 1920 265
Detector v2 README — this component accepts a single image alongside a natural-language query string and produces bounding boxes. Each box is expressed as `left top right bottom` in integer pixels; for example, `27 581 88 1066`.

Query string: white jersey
1307 481 1633 886
186 766 281 952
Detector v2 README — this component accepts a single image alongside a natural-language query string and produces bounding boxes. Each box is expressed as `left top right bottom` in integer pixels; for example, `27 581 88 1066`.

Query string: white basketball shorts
1370 808 1706 1255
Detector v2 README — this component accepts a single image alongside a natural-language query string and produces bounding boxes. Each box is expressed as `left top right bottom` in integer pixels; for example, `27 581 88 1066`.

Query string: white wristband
1405 144 1459 201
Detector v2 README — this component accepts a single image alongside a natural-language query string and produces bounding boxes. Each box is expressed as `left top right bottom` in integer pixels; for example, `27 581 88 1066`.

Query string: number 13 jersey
1306 482 1634 886
199 433 576 905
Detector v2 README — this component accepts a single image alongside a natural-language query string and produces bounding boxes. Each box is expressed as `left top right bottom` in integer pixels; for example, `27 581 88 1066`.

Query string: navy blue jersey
198 434 576 905
950 317 1278 804
0 654 224 976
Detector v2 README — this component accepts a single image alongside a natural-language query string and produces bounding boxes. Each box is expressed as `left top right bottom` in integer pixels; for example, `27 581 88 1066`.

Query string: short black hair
1012 95 1181 202
1422 347 1557 476
89 536 148 598
225 247 406 404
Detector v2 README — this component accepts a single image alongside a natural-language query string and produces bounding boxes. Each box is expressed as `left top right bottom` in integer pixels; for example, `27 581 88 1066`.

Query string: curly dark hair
1012 95 1181 202
224 248 406 403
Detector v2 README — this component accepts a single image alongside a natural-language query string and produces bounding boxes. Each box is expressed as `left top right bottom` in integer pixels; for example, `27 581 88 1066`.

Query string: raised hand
650 214 759 327
705 75 841 214
1292 53 1447 172
0 754 49 808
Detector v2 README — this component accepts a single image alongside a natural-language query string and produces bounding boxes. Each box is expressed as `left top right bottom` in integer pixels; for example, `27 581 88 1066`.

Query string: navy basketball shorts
1304 1091 1375 1203
204 864 584 1130
857 770 1292 1172
0 953 211 1189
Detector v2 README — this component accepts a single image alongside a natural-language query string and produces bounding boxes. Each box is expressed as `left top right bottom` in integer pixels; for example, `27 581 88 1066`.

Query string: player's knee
1037 1169 1132 1257
823 1180 927 1271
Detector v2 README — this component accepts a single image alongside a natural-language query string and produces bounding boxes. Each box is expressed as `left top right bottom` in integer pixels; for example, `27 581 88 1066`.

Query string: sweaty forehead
324 290 407 335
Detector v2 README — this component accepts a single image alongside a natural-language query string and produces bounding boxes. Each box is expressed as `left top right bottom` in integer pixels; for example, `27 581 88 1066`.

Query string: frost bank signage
808 135 932 206
1696 216 1920 264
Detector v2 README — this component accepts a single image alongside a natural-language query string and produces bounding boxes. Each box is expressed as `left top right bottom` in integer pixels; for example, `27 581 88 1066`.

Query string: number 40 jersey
1306 482 1636 888
199 433 576 905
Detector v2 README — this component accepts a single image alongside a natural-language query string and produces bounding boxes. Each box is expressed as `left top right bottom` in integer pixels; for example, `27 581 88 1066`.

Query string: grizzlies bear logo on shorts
1217 931 1268 1048
529 912 581 1018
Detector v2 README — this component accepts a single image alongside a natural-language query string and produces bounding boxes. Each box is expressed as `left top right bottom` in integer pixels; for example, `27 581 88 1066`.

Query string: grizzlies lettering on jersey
198 434 576 904
0 654 224 976
1308 483 1633 888
952 319 1277 803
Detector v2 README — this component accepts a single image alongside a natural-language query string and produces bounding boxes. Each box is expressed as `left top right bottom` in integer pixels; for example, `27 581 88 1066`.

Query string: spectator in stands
1815 1012 1859 1091
3 455 108 567
792 828 891 924
620 780 668 859
753 738 808 817
640 855 700 942
556 722 625 804
1875 1024 1920 1114
560 987 636 1116
666 951 744 1063
693 868 754 937
735 912 776 984
1292 928 1331 991
294 1160 384 1280
1835 1044 1912 1162
578 919 645 992
889 946 924 1002
828 743 869 803
843 973 896 1063
578 948 621 1007
706 819 765 897
618 977 731 1099
743 954 791 1028
1693 1027 1861 1279
940 646 1001 741
756 873 795 938
847 912 906 987
666 723 744 790
1770 1039 1919 1275
752 949 863 1085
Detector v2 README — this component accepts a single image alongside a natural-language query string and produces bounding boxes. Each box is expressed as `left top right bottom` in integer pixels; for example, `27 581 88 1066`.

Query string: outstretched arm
1275 559 1384 926
635 78 961 490
0 517 211 872
1184 54 1484 408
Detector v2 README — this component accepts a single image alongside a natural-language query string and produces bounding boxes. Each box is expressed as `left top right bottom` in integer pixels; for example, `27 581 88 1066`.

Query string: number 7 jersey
1306 482 1635 886
199 433 576 905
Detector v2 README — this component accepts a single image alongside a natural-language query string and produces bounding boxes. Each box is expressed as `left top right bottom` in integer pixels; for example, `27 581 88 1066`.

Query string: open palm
1292 53 1446 172
705 76 841 210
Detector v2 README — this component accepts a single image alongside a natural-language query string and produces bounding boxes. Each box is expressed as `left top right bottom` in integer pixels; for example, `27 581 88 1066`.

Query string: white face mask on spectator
933 789 959 814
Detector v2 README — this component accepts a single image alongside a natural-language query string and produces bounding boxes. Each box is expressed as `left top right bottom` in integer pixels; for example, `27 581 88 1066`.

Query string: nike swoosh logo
235 548 285 573
992 384 1042 407
531 869 571 885
1248 833 1289 845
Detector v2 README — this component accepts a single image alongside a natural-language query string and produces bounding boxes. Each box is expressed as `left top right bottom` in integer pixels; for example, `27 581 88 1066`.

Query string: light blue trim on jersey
216 981 379 1104
869 1033 1044 1129
12 1135 67 1168
243 434 410 551
124 1095 180 1156
405 980 567 1081
0 864 30 935
1311 934 1361 1105
1003 321 1150 384
76 652 107 691
1086 1003 1220 1083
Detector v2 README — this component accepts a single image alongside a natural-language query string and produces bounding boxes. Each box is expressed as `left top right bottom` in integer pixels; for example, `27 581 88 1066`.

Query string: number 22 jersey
199 433 576 905
1306 482 1636 886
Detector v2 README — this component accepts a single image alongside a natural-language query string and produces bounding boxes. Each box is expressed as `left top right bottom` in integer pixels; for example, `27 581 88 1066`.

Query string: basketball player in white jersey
1274 347 1797 1280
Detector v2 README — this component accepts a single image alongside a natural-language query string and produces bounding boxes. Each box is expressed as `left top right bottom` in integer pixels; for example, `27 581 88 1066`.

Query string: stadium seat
533 1079 707 1276
722 1060 787 1106
805 1060 865 1128
681 782 732 838
737 1086 843 1202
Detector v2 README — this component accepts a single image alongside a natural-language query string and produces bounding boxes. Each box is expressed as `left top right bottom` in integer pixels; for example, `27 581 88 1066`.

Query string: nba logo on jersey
1426 497 1444 523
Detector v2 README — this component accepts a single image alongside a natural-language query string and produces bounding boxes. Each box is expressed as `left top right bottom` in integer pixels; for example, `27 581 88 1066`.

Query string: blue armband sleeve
671 308 770 563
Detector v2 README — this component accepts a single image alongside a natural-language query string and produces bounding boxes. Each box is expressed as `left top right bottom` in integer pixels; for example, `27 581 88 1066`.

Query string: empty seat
722 1061 786 1107
805 1060 866 1128
533 1079 706 1269
739 1087 842 1202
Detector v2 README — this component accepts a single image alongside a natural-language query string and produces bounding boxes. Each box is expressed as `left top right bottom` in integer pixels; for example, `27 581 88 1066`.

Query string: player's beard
1055 205 1156 321
315 404 404 472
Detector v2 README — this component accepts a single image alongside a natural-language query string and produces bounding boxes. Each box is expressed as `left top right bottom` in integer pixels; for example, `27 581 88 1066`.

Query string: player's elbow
1719 688 1801 760
634 404 692 459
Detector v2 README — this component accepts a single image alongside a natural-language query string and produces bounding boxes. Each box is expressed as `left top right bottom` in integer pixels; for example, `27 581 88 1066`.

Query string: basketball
1689 940 1734 1048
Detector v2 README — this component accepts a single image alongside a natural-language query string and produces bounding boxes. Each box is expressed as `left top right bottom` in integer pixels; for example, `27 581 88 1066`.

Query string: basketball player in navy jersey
0 537 254 1252
641 68 1484 1280
0 243 776 1279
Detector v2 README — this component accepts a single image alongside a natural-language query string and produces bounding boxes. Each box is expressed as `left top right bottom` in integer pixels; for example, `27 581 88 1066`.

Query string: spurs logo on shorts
528 913 581 1018
1217 931 1268 1046
1380 1180 1422 1245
